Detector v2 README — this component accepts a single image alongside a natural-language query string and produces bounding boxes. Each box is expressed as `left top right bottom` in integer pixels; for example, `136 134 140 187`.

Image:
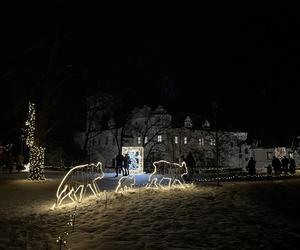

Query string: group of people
247 155 297 175
115 152 131 177
270 156 296 175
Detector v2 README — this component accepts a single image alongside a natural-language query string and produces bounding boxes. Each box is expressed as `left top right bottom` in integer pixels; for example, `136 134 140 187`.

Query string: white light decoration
115 174 136 192
122 147 144 174
22 163 30 172
25 102 45 180
147 160 188 188
275 147 287 160
53 162 104 208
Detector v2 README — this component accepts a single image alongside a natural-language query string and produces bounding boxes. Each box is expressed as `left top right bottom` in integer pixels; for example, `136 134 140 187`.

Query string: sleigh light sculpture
53 162 104 208
147 160 188 188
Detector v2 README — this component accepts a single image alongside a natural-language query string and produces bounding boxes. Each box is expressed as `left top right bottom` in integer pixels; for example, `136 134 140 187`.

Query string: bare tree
83 96 109 152
131 111 172 164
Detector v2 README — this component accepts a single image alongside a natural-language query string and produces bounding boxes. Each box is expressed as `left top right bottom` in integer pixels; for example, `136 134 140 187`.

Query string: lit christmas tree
25 102 46 180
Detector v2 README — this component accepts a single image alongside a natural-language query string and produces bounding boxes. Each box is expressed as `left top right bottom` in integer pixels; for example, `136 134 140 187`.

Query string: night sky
1 3 300 147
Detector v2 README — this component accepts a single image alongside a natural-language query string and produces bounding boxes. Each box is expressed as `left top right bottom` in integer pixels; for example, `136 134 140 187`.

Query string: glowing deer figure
115 174 136 192
54 162 104 208
147 160 188 188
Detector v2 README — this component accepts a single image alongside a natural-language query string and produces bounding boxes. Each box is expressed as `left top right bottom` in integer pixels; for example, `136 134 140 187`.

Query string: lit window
210 139 216 146
158 135 162 142
144 137 148 144
137 137 141 144
184 137 187 144
199 138 204 146
175 136 178 144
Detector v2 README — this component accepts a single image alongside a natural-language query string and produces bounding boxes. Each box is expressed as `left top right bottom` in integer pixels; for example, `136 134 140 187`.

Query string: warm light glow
22 163 30 172
25 102 46 180
115 174 136 192
122 147 144 174
147 160 188 188
54 162 104 208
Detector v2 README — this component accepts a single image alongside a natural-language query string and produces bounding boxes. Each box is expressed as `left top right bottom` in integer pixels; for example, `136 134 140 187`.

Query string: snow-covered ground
1 170 300 249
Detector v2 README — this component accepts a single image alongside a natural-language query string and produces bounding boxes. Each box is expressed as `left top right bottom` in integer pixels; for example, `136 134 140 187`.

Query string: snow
1 170 300 249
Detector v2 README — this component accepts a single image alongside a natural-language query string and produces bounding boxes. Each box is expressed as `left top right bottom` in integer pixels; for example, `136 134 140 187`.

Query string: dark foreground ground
1 171 300 249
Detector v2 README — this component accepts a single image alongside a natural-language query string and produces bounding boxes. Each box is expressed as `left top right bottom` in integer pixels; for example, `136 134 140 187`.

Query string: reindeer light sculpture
53 162 104 208
147 160 188 188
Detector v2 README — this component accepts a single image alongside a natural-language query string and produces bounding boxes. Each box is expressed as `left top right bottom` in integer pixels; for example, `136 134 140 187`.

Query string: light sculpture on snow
53 162 104 208
115 174 136 192
147 160 188 188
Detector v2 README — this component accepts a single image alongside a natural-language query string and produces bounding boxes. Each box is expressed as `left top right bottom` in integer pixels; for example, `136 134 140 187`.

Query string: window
210 139 216 146
184 137 187 144
158 135 162 142
230 142 234 147
105 137 108 145
144 137 148 144
267 152 272 160
199 138 204 146
98 138 101 146
175 136 178 144
245 148 249 154
137 137 141 144
92 139 95 146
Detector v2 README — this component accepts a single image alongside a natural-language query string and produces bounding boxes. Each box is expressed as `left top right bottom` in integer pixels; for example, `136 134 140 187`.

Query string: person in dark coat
266 164 272 175
7 151 14 174
115 153 124 177
247 157 256 175
123 153 131 176
281 156 289 174
289 158 296 174
272 156 281 175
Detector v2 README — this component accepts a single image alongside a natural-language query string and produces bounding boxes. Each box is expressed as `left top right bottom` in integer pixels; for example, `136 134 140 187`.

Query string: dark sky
1 3 300 146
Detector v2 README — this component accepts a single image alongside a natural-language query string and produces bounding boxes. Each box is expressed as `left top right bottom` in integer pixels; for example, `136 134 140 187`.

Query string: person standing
16 154 24 173
115 153 124 177
289 157 296 174
247 157 256 175
123 153 131 176
281 156 289 174
7 151 14 174
272 156 281 175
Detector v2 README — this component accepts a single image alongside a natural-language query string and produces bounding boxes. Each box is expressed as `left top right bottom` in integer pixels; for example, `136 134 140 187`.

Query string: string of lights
25 102 46 180
193 173 299 183
115 174 136 192
147 160 188 188
56 206 77 250
53 162 104 209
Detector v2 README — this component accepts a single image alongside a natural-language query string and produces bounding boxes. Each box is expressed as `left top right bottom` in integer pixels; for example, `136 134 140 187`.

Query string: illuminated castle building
75 96 249 173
